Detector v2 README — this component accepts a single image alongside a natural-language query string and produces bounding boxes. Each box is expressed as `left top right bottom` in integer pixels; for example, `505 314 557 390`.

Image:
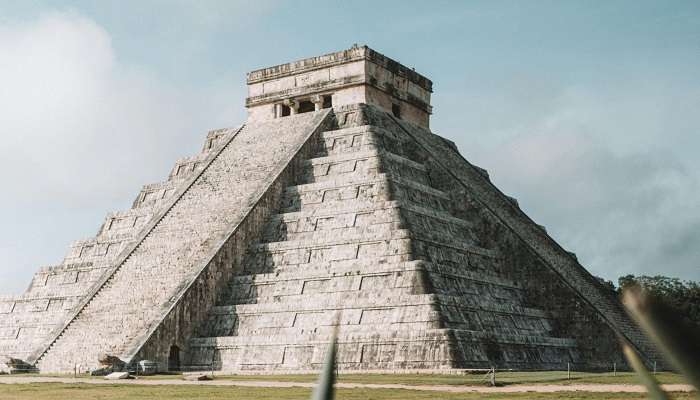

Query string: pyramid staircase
27 111 332 372
0 124 238 370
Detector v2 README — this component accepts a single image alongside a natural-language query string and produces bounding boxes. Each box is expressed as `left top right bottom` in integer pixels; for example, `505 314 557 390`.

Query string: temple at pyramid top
245 45 433 128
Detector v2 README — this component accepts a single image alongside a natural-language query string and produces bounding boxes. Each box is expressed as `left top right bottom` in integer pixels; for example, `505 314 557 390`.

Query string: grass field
212 371 688 386
19 371 687 386
0 383 696 400
0 371 694 399
98 370 685 387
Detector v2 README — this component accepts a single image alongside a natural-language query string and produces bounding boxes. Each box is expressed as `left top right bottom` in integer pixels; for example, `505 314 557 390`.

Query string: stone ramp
34 110 332 372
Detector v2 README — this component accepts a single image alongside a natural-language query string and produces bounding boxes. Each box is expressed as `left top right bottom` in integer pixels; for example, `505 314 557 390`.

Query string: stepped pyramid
1 46 658 374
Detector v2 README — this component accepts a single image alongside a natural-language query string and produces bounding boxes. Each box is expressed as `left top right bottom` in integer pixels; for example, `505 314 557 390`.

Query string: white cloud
470 86 700 283
0 12 244 294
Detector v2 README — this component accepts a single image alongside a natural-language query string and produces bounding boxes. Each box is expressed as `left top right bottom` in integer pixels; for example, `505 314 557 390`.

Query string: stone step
241 232 413 273
283 162 449 214
262 201 401 242
99 207 156 236
261 200 474 245
63 238 130 265
232 259 425 285
201 127 240 153
286 173 448 202
228 260 525 304
280 198 392 216
212 291 549 322
186 328 576 372
217 292 436 314
319 126 378 156
434 294 547 317
225 275 419 305
250 259 421 284
259 223 404 250
201 303 554 341
35 112 329 372
1 296 78 315
301 158 382 185
319 125 421 164
388 176 454 214
231 260 520 292
300 149 382 184
203 303 440 337
167 153 208 181
450 329 578 348
225 269 526 309
242 254 414 276
253 228 408 253
192 325 452 348
192 327 575 350
273 200 400 222
203 320 445 339
300 148 430 187
131 179 184 209
186 325 456 372
252 224 496 265
25 265 109 299
281 174 393 213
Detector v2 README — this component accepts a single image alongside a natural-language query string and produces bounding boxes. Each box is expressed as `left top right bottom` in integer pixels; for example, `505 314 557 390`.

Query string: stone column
274 103 283 118
284 99 299 115
311 95 324 111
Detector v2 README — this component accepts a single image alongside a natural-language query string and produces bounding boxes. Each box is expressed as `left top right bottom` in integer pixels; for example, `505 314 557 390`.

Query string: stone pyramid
0 46 658 374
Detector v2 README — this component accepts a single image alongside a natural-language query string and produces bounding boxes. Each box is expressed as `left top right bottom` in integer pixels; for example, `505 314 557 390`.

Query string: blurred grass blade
621 341 670 400
312 316 339 400
623 287 700 390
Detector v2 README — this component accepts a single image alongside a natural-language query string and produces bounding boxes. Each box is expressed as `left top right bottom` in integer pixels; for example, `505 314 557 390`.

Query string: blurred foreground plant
622 341 670 400
622 286 700 398
311 318 339 400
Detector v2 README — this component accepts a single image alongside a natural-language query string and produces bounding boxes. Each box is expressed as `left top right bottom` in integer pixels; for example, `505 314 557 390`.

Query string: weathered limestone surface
183 104 651 372
246 45 432 128
32 111 331 372
0 126 241 373
1 46 655 374
386 108 662 365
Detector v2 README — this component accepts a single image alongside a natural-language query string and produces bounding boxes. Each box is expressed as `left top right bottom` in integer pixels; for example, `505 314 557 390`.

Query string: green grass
6 370 689 386
0 383 696 400
123 371 689 387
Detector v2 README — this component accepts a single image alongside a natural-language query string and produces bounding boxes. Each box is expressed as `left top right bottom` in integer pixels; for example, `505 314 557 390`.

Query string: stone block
137 360 158 375
104 372 131 380
183 373 212 381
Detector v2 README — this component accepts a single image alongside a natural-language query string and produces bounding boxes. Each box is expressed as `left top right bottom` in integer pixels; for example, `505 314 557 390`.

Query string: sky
0 0 698 294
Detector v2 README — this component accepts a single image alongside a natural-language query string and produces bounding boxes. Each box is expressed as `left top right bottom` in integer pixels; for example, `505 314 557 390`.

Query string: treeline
598 275 700 329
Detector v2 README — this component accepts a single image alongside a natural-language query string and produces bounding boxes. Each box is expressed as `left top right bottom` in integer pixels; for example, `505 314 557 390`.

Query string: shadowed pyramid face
0 48 658 375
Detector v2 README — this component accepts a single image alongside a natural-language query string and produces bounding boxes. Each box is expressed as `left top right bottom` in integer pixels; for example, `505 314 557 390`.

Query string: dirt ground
0 375 695 394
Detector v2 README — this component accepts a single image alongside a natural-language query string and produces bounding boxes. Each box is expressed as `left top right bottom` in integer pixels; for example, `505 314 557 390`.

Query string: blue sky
1 1 699 294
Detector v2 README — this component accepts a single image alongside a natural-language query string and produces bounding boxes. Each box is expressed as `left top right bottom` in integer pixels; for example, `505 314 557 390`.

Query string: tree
618 275 700 330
